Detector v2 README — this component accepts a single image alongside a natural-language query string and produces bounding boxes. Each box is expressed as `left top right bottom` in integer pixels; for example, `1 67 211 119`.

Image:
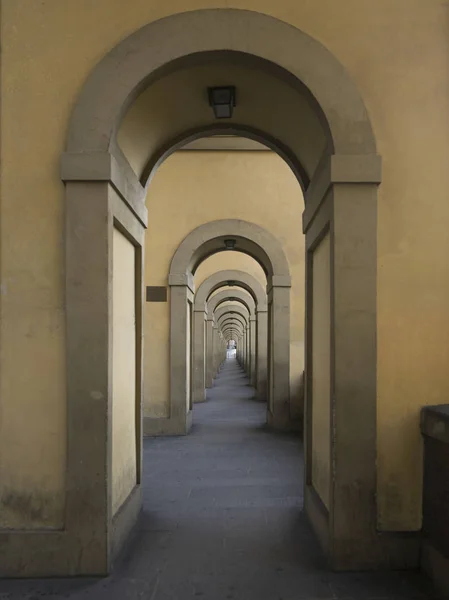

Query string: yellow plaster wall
112 228 137 516
1 0 449 530
144 151 304 419
311 233 331 509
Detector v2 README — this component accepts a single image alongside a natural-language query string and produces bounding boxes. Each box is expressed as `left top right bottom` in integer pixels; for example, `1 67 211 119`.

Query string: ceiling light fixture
224 238 236 250
208 86 236 119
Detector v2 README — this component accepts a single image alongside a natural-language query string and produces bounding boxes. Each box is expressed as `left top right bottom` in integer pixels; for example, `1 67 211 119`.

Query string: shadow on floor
0 359 439 599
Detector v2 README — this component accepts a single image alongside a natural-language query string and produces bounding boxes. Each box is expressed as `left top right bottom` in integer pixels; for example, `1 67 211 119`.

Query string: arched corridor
54 9 383 574
0 357 434 599
3 4 449 596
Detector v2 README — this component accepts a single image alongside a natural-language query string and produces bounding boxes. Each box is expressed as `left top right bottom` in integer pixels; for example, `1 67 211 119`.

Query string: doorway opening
60 10 380 574
33 7 381 578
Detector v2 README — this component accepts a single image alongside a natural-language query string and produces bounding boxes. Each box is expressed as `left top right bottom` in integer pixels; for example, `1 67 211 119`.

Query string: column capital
168 272 194 292
303 153 382 234
61 150 148 227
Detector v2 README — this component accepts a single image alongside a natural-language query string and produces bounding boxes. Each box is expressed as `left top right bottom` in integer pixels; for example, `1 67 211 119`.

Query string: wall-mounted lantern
208 86 236 119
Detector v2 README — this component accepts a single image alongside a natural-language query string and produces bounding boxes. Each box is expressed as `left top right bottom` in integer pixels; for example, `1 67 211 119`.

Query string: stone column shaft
192 310 206 403
267 286 290 430
330 183 377 561
250 316 257 388
257 309 268 402
205 319 214 388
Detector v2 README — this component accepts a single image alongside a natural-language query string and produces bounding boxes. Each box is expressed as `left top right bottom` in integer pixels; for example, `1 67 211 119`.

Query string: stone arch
216 306 248 328
52 6 383 578
223 328 242 344
198 274 265 393
170 220 289 416
142 124 309 191
223 327 240 334
223 332 239 341
65 9 376 158
195 270 267 312
169 219 290 289
209 291 257 386
222 323 240 332
222 324 243 338
218 313 247 326
208 289 255 318
220 317 245 329
223 321 241 328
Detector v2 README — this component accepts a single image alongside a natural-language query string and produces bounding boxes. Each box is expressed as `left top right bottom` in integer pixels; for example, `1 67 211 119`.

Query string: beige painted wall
144 151 304 419
311 233 331 510
1 0 449 530
112 228 137 516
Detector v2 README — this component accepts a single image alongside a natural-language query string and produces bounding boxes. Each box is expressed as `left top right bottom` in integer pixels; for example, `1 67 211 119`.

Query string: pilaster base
305 485 421 571
143 411 193 436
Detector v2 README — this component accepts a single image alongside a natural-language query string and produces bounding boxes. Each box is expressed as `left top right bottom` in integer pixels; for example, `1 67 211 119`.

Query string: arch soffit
221 319 244 332
218 311 247 325
195 270 267 311
170 220 290 286
222 325 243 337
222 324 240 333
142 124 309 192
223 333 240 342
220 319 245 334
215 305 249 326
214 304 250 326
66 9 376 160
217 315 247 330
208 289 255 317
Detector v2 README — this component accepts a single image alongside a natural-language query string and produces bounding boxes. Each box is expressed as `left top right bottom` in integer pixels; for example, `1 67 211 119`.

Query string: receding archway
201 303 250 388
194 269 269 404
208 289 256 316
207 289 257 387
164 219 291 436
195 270 267 311
65 9 376 161
51 6 382 578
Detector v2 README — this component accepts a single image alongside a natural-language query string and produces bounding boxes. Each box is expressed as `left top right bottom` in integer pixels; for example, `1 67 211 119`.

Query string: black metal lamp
208 86 236 119
224 238 236 250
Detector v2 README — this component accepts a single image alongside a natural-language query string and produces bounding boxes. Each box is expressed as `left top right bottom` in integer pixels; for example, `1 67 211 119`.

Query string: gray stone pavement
0 358 438 599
